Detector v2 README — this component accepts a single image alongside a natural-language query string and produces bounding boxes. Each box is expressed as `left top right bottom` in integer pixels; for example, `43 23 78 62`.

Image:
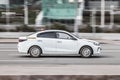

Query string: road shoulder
0 65 120 75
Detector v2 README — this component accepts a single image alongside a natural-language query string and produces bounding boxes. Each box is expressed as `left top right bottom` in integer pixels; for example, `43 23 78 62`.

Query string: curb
0 42 17 44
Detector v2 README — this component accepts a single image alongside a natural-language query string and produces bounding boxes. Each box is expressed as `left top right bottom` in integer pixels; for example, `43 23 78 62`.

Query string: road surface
0 43 120 65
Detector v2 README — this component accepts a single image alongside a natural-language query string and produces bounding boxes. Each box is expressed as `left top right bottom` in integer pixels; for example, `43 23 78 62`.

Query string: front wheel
29 46 42 58
80 46 93 58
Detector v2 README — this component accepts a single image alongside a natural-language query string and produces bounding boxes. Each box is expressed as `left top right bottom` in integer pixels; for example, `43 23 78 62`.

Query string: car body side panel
56 39 78 54
36 38 57 54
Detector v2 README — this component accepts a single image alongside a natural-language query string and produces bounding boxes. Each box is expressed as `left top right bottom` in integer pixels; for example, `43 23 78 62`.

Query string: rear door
37 32 57 54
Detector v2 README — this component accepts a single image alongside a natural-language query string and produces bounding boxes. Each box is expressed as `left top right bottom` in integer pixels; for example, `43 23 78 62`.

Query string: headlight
88 41 100 46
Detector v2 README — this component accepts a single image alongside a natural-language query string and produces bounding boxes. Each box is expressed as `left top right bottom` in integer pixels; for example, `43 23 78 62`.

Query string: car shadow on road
18 55 113 59
90 55 112 58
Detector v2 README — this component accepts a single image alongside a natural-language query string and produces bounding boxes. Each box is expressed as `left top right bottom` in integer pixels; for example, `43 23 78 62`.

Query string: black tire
29 46 42 58
80 46 93 58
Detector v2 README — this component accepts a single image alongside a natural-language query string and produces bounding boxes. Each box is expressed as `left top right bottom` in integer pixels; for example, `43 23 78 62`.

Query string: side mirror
72 37 77 40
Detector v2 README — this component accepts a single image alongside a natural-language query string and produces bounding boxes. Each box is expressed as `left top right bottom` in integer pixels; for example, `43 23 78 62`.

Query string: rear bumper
17 44 28 53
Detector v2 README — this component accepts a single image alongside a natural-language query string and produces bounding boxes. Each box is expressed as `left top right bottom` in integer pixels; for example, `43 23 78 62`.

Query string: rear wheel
29 46 42 58
80 46 93 58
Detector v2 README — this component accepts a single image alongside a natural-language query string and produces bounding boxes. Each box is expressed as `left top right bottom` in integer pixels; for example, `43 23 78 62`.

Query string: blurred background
0 0 120 33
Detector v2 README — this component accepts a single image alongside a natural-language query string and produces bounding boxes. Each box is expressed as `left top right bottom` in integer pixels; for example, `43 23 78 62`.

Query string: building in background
1 0 120 28
85 0 120 10
36 0 84 27
84 0 120 28
10 0 24 5
35 0 120 27
0 0 24 7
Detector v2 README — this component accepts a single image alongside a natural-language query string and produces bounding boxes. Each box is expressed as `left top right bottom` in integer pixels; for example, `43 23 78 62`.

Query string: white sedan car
18 30 101 58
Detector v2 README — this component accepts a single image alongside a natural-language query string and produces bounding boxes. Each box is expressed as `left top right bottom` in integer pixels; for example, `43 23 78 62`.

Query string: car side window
37 32 56 38
57 32 73 40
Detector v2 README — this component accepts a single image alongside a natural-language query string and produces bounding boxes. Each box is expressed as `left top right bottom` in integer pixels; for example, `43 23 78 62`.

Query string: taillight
19 39 27 42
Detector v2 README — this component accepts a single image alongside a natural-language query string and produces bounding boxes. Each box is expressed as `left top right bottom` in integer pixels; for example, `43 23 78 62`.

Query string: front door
56 32 78 54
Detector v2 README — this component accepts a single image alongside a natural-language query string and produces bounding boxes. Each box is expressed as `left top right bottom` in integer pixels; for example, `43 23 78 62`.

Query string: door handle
57 41 62 43
37 40 42 42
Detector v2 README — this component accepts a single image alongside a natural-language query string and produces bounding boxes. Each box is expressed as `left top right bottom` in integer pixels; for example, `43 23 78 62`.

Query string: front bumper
93 46 101 54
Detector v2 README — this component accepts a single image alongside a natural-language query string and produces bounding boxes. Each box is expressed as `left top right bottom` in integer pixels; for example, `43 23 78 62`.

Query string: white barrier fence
0 32 120 40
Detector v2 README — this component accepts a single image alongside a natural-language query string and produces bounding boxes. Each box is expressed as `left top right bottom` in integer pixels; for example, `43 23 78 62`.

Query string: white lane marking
0 47 17 49
0 50 17 51
8 54 28 56
0 60 44 62
8 54 23 56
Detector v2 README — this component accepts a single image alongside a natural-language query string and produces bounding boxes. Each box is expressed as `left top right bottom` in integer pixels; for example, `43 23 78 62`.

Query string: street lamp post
6 0 10 26
74 0 84 36
101 0 105 27
110 5 114 28
24 0 29 25
74 2 80 36
91 9 96 33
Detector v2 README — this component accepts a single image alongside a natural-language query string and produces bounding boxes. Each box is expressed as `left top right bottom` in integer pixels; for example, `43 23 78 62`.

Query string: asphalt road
0 43 120 65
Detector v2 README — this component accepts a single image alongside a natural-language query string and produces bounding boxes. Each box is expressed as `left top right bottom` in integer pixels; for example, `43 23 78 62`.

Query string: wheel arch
27 45 42 54
79 45 94 54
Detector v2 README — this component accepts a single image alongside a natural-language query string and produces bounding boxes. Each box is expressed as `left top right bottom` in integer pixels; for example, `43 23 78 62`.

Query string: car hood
79 38 99 44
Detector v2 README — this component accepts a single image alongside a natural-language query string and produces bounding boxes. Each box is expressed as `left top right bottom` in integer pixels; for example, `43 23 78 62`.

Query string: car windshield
72 33 82 39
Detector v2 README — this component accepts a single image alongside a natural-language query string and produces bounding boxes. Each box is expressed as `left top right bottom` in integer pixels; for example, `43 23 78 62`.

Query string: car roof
37 30 69 34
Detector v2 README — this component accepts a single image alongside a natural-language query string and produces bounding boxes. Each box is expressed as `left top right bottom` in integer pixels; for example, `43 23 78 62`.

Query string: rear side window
37 32 56 38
